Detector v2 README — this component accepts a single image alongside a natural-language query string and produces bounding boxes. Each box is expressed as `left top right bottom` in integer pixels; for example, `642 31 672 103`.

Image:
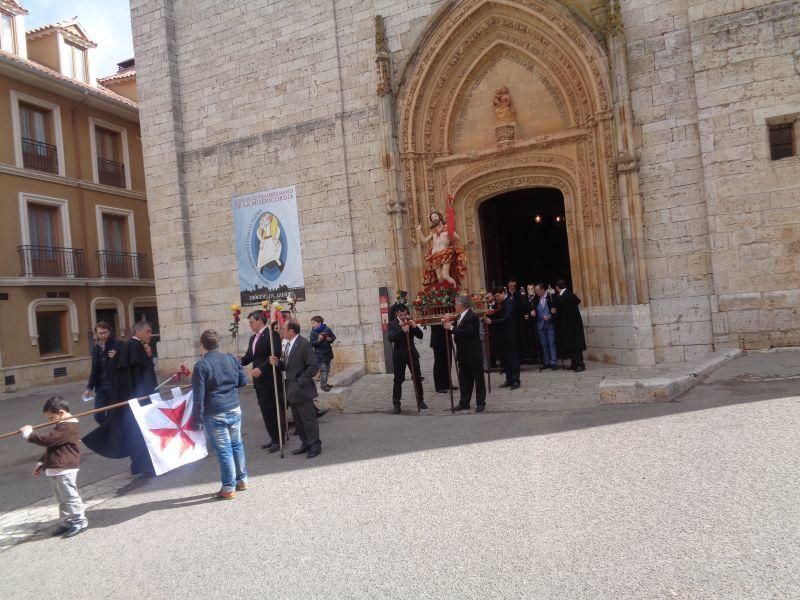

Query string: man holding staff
269 320 322 458
444 296 487 412
387 304 427 414
240 310 285 453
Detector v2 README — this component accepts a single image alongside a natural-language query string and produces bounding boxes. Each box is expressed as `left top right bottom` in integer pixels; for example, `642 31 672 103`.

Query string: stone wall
687 0 800 350
621 0 717 363
623 0 800 357
130 0 410 373
129 0 800 374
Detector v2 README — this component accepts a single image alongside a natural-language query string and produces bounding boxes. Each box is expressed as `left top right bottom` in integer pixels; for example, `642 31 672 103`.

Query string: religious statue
256 212 283 271
416 207 467 288
493 86 515 124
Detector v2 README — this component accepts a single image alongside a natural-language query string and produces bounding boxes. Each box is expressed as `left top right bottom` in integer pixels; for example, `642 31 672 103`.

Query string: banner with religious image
129 388 207 476
232 185 306 306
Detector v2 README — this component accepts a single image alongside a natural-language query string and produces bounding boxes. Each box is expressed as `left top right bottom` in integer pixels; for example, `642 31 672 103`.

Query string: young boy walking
310 316 336 392
20 396 88 538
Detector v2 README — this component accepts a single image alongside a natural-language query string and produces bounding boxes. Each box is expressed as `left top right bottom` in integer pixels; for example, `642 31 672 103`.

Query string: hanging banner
232 185 306 306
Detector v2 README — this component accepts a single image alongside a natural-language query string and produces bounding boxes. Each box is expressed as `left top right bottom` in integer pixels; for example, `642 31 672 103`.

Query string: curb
598 348 741 404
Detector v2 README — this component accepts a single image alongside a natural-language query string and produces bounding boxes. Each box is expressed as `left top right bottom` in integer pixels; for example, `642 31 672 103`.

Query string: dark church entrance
479 188 572 290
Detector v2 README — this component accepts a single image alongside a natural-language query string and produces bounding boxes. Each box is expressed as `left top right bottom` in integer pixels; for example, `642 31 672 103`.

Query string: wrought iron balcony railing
18 245 85 277
97 157 126 188
22 137 59 174
97 251 150 279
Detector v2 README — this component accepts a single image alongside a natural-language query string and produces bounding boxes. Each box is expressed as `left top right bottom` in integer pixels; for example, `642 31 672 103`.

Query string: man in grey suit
269 319 322 458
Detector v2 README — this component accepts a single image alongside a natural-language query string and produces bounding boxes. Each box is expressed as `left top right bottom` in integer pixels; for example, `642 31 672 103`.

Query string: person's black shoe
307 446 321 459
417 401 428 409
499 381 512 388
265 442 281 453
316 408 330 418
62 524 87 538
475 404 486 413
575 366 586 372
510 382 521 390
51 524 70 536
392 405 401 414
550 364 558 371
321 384 332 392
451 403 469 412
291 445 309 455
436 389 448 394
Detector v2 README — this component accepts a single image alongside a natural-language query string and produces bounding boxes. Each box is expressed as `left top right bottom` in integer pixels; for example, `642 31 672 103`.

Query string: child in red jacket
20 396 88 538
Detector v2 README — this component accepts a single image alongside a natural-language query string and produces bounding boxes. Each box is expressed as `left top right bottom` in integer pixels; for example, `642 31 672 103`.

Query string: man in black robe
551 280 587 372
83 320 159 475
484 287 521 389
83 321 124 424
429 325 457 394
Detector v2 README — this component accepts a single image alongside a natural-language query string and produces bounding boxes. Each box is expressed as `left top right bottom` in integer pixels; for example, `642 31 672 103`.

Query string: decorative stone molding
27 298 80 346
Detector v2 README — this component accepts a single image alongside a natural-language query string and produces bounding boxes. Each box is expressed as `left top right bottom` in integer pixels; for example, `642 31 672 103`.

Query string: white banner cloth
128 387 207 476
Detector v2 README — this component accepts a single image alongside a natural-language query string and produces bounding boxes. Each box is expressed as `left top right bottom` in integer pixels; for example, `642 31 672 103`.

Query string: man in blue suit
531 283 558 370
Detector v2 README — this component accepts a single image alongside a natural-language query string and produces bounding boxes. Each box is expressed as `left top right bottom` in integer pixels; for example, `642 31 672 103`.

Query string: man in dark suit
83 321 124 424
240 310 284 452
387 304 427 413
83 320 158 476
551 280 587 372
444 295 486 412
484 287 521 389
269 319 322 458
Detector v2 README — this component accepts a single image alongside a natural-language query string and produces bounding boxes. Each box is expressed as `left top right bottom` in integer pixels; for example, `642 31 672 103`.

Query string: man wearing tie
444 295 486 412
269 319 322 458
240 310 284 452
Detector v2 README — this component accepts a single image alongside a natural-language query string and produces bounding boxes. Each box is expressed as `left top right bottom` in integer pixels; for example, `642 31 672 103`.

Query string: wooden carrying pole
444 323 456 412
266 314 285 458
0 384 192 442
403 325 422 412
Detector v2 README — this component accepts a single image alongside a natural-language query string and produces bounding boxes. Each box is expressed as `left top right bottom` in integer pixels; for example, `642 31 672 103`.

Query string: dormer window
64 41 87 82
1 11 15 53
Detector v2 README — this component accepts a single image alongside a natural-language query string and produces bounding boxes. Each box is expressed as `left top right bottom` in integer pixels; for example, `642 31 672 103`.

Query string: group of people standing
488 279 587 378
391 279 588 412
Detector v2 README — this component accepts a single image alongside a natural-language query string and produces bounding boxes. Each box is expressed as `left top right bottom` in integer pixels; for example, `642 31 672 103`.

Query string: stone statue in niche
493 86 516 145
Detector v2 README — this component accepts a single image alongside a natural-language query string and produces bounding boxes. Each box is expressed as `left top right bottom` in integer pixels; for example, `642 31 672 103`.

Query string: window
36 310 67 355
28 203 62 248
769 123 795 160
101 213 131 277
64 42 87 82
11 91 64 175
19 193 81 278
95 127 125 187
0 11 14 53
90 118 130 189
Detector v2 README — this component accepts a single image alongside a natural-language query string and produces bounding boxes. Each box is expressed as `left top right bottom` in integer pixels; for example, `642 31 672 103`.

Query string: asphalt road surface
0 353 798 599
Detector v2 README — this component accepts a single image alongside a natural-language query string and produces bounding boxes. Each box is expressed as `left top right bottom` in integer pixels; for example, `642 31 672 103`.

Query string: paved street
0 351 799 599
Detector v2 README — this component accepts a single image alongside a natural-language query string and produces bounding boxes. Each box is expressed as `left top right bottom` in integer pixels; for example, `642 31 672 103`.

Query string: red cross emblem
148 401 197 456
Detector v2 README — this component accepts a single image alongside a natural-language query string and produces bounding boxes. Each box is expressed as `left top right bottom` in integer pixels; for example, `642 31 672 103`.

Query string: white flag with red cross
128 388 207 476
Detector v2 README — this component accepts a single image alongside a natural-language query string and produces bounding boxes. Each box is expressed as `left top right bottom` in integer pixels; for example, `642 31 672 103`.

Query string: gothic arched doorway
479 188 571 291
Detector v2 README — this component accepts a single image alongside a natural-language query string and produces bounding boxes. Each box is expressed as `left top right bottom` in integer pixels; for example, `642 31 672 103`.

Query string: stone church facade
129 0 800 374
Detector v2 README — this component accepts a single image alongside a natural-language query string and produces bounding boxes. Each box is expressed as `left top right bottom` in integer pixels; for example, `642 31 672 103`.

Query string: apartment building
0 1 156 391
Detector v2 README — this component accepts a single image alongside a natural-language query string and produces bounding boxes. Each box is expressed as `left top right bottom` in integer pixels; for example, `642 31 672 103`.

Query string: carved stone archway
398 0 648 312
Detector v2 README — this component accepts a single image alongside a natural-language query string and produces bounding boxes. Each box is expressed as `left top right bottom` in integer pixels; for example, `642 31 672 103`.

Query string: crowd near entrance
479 188 572 291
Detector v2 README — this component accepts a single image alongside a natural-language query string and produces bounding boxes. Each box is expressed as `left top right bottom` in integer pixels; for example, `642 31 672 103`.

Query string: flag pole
266 311 285 458
0 385 192 442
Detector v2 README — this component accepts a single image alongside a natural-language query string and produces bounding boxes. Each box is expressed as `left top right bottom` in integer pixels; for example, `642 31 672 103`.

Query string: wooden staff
443 322 456 412
1 384 192 442
403 321 422 412
484 320 492 394
266 313 285 459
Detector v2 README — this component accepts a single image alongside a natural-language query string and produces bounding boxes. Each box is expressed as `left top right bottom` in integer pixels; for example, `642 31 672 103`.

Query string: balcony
18 246 86 277
97 251 151 279
97 157 126 188
22 138 59 174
